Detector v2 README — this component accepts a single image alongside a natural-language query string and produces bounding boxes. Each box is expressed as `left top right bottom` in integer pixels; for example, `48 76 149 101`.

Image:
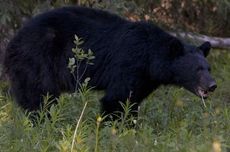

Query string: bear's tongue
198 89 208 98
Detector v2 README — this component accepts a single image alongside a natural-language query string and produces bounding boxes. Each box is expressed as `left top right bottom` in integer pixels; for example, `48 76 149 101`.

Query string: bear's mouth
198 89 209 98
196 87 209 99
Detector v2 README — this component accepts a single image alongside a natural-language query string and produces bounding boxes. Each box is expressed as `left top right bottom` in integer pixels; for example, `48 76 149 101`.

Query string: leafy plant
68 35 95 89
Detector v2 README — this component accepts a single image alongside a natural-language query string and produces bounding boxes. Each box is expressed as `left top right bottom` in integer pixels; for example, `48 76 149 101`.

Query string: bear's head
169 40 217 98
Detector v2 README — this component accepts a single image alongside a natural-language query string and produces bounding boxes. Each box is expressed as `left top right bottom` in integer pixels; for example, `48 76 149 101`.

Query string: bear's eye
208 67 211 72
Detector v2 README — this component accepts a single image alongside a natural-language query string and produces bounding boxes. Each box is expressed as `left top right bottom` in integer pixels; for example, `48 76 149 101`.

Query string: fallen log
170 31 230 49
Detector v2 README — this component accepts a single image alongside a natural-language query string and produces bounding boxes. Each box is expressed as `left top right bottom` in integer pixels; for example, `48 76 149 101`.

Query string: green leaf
68 58 75 66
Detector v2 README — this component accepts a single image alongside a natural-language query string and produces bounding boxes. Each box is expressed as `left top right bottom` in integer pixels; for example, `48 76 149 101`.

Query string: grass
0 49 229 152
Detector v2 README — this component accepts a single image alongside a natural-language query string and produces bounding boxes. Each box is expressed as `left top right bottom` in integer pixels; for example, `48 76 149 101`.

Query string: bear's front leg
100 91 139 121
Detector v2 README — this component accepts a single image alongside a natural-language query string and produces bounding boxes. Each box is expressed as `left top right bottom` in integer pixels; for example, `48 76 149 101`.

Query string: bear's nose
208 82 217 92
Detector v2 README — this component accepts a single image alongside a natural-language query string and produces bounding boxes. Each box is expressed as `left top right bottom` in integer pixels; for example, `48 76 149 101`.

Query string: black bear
4 6 217 117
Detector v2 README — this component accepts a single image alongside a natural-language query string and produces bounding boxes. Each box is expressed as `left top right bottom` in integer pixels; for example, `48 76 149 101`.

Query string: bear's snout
208 81 217 92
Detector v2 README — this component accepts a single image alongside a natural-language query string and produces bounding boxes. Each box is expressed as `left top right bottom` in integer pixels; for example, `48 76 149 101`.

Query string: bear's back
24 6 125 30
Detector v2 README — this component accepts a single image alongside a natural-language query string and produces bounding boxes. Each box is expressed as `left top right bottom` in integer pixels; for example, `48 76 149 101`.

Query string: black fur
4 6 216 117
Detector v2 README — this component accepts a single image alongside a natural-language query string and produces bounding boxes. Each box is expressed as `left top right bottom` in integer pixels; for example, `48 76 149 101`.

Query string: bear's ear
169 38 184 59
198 41 211 57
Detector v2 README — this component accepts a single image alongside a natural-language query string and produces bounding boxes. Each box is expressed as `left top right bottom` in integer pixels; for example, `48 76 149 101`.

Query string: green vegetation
0 49 229 151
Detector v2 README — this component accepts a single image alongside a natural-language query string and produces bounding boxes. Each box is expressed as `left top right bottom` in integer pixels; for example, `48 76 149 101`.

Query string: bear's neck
149 60 174 85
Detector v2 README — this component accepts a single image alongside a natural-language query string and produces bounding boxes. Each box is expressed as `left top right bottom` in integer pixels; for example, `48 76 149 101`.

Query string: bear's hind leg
9 68 60 113
11 81 60 113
